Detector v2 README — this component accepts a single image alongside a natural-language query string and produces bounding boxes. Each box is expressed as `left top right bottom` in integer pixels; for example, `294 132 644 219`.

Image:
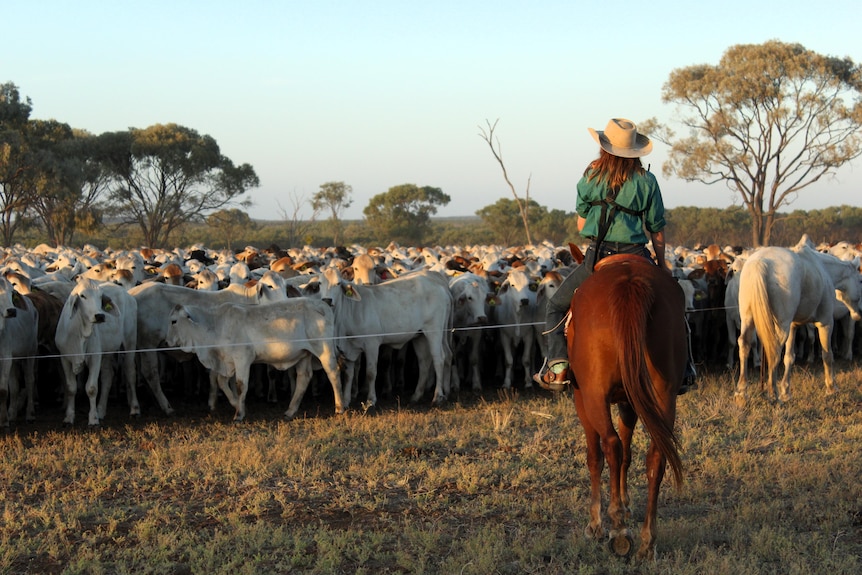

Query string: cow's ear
67 294 80 319
11 291 25 310
341 283 361 301
286 285 303 298
173 304 194 323
338 282 362 301
101 295 117 314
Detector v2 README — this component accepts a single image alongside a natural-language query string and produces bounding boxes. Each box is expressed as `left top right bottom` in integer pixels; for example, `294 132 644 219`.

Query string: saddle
593 253 651 272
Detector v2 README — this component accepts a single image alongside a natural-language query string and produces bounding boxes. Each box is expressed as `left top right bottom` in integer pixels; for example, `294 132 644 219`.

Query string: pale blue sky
5 0 861 221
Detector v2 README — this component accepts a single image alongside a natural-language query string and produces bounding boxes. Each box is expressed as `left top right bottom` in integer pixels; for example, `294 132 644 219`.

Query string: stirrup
533 359 571 392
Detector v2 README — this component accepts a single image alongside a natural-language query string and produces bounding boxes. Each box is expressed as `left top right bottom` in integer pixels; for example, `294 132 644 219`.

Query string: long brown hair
587 149 645 189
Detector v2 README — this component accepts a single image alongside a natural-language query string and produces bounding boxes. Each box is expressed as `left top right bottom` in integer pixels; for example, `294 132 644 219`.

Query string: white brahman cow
0 276 39 426
533 270 564 365
166 298 346 421
488 266 539 389
129 273 290 415
55 277 140 425
313 267 454 409
448 272 491 393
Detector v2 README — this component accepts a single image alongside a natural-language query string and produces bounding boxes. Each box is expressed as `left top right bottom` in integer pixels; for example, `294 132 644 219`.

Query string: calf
533 270 564 363
489 267 539 389
129 277 288 415
448 272 491 393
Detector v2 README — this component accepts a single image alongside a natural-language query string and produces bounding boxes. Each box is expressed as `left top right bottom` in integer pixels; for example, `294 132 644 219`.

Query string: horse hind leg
616 403 637 521
734 319 756 406
777 325 801 403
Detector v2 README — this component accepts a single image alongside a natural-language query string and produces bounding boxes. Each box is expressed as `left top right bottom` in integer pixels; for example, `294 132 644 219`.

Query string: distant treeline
14 205 862 252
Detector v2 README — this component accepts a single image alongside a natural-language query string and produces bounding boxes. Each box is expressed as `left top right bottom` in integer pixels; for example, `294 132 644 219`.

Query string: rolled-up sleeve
643 173 666 233
576 176 592 218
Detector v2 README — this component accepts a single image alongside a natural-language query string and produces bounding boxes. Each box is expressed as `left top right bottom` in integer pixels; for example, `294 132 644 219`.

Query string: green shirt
576 168 666 244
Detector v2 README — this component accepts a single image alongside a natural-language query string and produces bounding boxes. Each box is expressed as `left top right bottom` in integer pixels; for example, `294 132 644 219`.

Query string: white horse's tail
744 257 786 368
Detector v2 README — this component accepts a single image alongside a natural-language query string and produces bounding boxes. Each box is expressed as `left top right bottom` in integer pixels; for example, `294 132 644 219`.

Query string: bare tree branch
478 119 533 245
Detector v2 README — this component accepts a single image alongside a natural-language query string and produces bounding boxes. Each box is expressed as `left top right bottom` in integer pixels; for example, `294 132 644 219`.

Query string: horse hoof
584 523 604 541
607 531 634 558
636 544 655 562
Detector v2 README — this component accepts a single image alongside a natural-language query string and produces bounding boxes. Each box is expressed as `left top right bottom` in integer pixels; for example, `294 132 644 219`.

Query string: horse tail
611 274 684 487
743 258 785 368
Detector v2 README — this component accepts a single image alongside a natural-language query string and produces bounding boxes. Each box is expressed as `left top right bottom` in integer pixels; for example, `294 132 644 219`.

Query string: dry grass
2 366 862 574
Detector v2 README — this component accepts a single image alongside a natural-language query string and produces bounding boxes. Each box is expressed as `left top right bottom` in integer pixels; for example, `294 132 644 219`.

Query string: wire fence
4 303 739 364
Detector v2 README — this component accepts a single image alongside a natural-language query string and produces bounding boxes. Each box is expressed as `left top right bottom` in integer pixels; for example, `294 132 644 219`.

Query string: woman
533 117 697 394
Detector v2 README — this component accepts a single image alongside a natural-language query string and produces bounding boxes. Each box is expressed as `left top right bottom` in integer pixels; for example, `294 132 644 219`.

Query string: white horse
735 237 862 405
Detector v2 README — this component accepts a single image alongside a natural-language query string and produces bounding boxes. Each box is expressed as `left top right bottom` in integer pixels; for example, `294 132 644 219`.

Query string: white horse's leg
734 317 756 405
778 324 798 403
816 322 836 395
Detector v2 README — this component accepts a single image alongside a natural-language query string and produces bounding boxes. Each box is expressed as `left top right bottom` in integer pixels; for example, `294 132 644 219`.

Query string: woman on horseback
533 117 697 394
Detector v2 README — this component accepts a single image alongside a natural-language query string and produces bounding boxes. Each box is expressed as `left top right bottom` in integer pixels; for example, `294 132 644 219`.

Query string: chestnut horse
566 254 686 560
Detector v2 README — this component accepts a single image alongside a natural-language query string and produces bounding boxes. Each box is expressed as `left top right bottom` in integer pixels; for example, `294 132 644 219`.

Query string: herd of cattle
0 236 860 426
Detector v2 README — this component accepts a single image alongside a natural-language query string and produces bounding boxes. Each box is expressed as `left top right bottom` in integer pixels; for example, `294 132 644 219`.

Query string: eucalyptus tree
363 183 450 245
645 41 862 246
206 208 256 250
101 123 259 248
0 82 34 245
22 125 116 247
476 198 549 246
476 198 528 246
312 181 352 246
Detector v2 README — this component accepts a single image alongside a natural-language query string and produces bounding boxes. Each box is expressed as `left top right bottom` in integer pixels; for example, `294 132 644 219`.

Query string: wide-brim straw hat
588 118 652 158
